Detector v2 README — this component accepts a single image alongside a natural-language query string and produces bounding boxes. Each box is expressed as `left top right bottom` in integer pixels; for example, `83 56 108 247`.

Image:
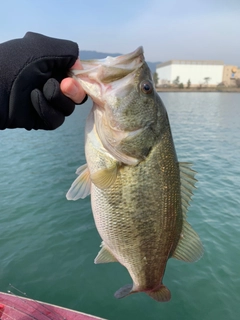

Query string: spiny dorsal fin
66 163 91 200
179 162 197 217
90 162 119 189
94 242 118 264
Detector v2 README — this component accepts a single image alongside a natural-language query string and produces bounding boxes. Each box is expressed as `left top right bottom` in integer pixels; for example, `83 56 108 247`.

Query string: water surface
0 92 239 320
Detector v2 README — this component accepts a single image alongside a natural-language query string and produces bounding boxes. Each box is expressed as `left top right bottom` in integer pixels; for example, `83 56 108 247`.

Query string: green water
0 93 240 320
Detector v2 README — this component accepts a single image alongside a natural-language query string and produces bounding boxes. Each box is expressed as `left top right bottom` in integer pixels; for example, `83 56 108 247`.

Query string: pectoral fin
90 162 119 189
66 164 91 200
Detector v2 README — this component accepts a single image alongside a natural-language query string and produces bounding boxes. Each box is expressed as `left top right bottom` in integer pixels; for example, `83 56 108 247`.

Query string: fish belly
91 141 182 291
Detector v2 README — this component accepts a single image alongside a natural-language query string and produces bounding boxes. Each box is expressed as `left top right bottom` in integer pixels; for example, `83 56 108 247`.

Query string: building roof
157 60 224 68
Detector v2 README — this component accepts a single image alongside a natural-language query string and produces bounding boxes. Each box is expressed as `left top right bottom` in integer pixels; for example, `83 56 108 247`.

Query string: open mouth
70 47 144 83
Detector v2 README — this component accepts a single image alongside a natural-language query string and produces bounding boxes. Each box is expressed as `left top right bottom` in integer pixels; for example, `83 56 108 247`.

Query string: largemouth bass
66 47 203 302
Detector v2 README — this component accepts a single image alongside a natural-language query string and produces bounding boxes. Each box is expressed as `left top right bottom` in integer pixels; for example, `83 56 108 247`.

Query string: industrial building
222 65 240 86
155 60 239 87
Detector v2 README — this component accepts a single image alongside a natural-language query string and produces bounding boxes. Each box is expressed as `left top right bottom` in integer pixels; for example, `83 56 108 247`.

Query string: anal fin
94 243 118 264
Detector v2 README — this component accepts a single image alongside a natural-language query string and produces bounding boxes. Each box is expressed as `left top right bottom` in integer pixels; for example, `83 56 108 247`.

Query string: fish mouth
79 46 144 73
70 47 144 90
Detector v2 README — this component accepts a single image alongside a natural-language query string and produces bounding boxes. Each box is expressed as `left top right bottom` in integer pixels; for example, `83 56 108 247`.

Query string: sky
1 0 240 65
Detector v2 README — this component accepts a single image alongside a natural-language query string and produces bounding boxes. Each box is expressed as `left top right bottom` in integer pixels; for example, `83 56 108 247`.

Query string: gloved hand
0 32 87 130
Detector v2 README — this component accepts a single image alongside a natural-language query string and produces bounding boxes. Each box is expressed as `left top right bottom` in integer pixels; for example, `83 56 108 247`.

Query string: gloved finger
31 89 65 130
43 78 75 116
24 32 79 69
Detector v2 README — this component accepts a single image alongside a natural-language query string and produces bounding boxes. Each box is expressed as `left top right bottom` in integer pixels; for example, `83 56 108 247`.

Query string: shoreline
156 87 240 93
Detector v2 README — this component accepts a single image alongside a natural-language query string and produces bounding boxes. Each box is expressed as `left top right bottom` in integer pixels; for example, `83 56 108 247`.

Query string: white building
156 60 224 87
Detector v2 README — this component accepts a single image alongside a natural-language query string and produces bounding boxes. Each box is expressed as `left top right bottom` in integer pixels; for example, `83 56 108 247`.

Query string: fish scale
66 47 203 302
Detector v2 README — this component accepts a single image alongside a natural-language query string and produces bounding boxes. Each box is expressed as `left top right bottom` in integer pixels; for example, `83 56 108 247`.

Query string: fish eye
140 80 153 94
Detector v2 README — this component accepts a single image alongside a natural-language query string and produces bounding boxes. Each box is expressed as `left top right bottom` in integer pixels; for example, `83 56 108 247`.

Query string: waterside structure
156 60 240 88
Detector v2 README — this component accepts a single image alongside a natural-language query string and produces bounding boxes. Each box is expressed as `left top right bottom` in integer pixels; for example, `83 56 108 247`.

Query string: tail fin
114 284 133 299
114 283 171 302
147 285 171 302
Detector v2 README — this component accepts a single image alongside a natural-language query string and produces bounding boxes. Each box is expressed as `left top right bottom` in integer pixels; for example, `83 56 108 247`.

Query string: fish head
71 46 145 107
71 47 167 165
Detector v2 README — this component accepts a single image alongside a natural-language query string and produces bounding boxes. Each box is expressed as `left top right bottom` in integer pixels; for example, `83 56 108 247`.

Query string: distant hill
147 61 161 74
80 50 161 74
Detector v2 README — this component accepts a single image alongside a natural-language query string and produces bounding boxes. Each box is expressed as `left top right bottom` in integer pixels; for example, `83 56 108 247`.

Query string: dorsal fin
172 162 203 262
172 221 203 262
179 162 197 218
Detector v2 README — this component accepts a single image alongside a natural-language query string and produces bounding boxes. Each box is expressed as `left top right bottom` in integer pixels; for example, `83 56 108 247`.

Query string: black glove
0 32 86 130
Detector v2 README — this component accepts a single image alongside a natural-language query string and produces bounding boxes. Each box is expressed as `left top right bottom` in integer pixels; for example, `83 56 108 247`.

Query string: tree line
153 72 240 88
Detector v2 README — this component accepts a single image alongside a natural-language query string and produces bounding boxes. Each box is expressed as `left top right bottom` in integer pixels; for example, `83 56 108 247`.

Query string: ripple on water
1 94 240 319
